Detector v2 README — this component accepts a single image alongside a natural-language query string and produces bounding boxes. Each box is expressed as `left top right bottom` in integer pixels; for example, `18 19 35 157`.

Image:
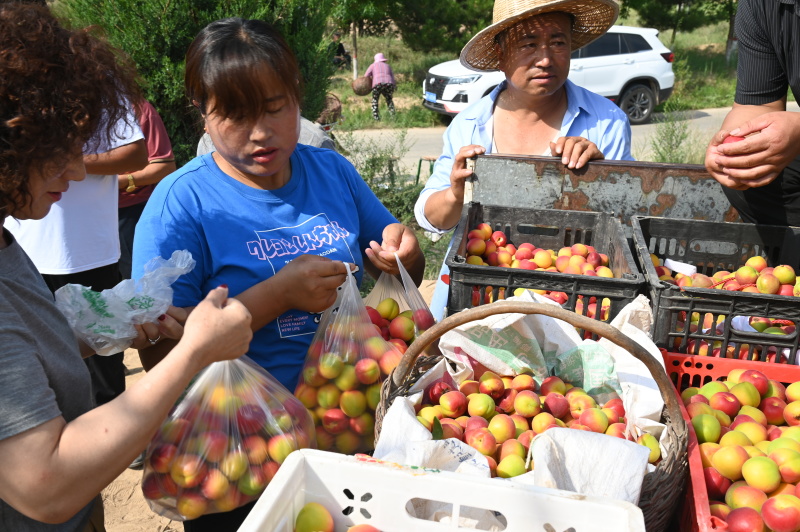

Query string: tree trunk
725 3 737 65
351 20 358 80
670 0 684 46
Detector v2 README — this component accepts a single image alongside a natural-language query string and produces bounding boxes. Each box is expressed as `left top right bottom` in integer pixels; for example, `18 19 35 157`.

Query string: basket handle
392 301 681 422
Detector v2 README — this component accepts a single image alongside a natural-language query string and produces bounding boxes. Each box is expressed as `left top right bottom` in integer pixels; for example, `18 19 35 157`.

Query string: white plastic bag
55 250 195 355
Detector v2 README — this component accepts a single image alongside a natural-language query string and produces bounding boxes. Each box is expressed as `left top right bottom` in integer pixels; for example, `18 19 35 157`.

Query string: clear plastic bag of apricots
294 269 404 455
141 356 315 521
363 252 436 351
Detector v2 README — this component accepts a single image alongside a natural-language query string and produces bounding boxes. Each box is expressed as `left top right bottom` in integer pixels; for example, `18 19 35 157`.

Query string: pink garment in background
364 61 395 87
118 100 174 208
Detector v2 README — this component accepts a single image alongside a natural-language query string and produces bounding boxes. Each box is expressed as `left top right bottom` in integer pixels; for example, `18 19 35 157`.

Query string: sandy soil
102 350 180 532
102 280 437 531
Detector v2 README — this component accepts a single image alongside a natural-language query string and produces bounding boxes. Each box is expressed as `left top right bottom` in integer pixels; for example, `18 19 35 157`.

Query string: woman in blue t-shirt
132 18 424 529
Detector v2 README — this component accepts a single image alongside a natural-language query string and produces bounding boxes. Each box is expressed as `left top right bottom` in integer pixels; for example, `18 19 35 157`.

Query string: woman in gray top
0 5 252 530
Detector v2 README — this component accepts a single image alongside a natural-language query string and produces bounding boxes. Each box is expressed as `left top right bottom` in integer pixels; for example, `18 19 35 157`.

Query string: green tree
701 0 738 62
389 0 494 55
622 0 727 44
329 0 393 78
329 0 492 76
56 0 334 164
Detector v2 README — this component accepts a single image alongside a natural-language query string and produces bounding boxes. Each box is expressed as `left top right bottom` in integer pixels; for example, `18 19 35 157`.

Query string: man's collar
480 79 588 128
563 79 591 118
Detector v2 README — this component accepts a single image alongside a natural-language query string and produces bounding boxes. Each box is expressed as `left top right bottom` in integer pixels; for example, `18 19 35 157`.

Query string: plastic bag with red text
294 269 404 454
363 252 436 352
141 356 315 520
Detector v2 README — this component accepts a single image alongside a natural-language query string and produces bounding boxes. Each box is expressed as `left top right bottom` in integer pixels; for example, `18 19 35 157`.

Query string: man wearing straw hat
415 0 634 320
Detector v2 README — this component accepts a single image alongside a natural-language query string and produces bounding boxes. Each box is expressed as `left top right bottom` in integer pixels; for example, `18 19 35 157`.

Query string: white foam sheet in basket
523 429 651 504
376 293 669 484
238 449 646 532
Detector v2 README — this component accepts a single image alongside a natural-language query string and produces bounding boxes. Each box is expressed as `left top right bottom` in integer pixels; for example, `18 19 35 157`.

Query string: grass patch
657 44 737 112
650 22 737 113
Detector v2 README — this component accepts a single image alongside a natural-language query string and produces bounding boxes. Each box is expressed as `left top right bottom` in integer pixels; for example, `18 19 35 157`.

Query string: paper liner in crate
363 252 436 345
141 356 315 521
294 270 405 454
55 250 195 355
702 315 798 364
375 291 667 505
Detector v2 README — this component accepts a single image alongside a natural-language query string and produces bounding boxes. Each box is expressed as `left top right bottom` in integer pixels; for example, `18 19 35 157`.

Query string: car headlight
448 75 482 85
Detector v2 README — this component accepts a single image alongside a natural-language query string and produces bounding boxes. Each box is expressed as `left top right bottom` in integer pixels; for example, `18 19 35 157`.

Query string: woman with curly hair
0 4 253 530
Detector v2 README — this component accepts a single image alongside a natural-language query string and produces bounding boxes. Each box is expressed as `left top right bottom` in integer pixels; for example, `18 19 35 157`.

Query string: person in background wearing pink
118 100 176 280
364 52 396 121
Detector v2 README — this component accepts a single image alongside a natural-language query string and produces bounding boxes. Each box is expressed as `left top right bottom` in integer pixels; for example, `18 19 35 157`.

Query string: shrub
649 99 706 164
56 0 334 165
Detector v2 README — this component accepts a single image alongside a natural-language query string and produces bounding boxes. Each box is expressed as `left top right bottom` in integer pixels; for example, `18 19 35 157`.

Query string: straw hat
460 0 619 71
374 53 387 62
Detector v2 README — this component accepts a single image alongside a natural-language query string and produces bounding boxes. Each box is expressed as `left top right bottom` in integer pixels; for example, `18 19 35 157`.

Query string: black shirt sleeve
735 0 790 105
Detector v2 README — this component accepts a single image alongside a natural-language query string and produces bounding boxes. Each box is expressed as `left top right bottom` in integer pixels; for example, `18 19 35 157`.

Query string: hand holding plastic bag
363 252 436 345
295 270 403 454
142 356 315 520
55 250 194 355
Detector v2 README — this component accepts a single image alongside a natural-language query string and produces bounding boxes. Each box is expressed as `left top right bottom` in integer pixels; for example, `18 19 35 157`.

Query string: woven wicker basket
316 93 342 125
351 75 372 96
375 301 688 532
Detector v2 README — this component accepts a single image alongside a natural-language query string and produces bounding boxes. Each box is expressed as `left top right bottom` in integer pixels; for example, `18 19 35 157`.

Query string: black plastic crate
445 204 644 327
631 215 800 363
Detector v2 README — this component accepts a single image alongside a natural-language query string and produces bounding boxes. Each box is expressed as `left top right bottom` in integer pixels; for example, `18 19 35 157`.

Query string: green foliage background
388 0 494 55
56 0 334 165
620 0 736 44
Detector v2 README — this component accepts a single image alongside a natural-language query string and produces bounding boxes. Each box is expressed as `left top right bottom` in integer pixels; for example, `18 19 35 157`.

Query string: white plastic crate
238 449 645 532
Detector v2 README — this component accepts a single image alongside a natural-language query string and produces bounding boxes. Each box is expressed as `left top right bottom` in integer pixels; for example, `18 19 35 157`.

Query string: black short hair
185 18 302 121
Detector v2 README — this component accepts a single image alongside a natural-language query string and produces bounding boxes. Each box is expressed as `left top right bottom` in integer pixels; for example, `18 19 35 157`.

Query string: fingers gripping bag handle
295 269 403 455
363 267 407 340
141 356 315 520
363 253 436 347
394 251 436 334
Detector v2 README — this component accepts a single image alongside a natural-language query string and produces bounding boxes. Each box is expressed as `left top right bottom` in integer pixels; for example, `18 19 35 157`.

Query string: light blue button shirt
414 79 635 320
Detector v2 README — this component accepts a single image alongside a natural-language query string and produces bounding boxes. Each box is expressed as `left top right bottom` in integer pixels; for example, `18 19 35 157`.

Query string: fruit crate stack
632 216 800 362
445 203 644 327
663 351 800 532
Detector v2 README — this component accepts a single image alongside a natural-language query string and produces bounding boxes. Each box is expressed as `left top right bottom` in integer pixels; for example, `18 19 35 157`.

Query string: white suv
422 25 674 125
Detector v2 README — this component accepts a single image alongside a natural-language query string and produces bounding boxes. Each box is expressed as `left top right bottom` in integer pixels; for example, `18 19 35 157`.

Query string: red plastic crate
662 350 800 532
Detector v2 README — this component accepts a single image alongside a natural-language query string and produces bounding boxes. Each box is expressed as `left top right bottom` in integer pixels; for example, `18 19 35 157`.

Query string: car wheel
619 84 655 125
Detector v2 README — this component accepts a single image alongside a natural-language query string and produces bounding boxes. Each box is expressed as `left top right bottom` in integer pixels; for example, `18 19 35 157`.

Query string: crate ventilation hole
341 488 372 519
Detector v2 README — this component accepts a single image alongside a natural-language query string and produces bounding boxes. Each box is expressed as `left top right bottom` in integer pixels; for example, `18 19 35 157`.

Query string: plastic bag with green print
54 250 195 355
